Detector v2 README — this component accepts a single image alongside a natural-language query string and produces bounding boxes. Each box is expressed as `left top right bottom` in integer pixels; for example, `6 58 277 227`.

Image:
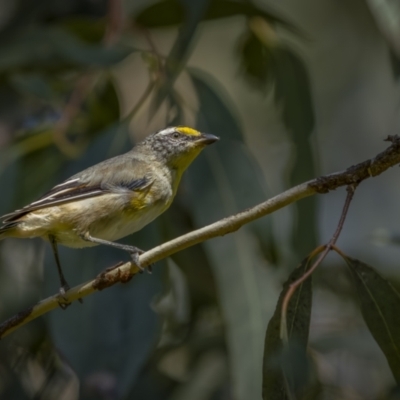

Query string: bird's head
144 126 219 172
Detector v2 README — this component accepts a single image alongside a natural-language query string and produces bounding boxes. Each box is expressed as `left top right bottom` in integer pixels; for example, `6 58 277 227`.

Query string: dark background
0 0 399 399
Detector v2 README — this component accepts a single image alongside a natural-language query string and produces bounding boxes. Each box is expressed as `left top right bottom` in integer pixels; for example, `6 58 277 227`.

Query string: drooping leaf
188 67 279 400
342 255 400 384
151 0 211 112
238 30 274 90
188 67 242 141
263 256 314 399
272 46 317 256
239 33 317 256
272 47 315 137
366 0 400 58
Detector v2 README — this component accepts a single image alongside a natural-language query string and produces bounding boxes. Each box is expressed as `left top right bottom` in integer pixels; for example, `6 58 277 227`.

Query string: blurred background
0 0 399 399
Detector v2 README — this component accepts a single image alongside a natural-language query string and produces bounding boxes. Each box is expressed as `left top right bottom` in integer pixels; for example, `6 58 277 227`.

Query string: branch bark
1 135 400 339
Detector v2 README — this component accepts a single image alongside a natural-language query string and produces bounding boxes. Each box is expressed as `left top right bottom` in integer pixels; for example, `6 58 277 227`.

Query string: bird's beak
197 133 220 145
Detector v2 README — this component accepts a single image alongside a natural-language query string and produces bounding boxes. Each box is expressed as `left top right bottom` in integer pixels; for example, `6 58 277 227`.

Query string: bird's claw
129 250 152 274
58 284 71 309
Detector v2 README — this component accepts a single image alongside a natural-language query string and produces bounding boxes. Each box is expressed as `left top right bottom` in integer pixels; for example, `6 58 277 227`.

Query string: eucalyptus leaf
262 256 313 400
272 46 317 255
188 67 278 400
238 30 274 90
342 255 400 384
366 0 400 58
151 0 210 112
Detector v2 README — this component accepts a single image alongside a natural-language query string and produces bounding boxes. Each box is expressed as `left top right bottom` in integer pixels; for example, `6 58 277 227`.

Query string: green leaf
188 67 278 400
271 46 317 255
272 47 314 137
366 0 400 58
188 67 242 141
262 256 313 399
151 0 210 112
238 30 274 90
342 255 400 384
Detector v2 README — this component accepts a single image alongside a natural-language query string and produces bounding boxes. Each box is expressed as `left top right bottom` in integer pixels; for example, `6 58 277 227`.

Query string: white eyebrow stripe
157 127 176 136
53 178 80 188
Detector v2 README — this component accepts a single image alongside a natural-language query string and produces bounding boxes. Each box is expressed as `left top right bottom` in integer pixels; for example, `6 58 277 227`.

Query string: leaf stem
280 184 357 341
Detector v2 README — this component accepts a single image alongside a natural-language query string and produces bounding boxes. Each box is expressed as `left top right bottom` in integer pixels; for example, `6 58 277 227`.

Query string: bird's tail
0 221 19 240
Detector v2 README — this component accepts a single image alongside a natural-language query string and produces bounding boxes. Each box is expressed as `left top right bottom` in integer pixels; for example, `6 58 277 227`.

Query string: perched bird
0 126 218 297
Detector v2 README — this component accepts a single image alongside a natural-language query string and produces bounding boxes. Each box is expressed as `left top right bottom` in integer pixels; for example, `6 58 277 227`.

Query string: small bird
0 126 218 297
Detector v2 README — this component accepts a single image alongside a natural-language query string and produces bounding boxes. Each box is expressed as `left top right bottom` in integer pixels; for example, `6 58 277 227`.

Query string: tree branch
1 135 400 339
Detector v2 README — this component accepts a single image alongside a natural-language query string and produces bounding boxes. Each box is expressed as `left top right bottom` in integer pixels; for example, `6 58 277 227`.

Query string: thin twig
104 0 123 46
1 136 400 339
280 184 357 341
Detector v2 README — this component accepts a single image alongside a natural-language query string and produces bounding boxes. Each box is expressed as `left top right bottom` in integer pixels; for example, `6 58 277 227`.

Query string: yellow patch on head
176 126 201 137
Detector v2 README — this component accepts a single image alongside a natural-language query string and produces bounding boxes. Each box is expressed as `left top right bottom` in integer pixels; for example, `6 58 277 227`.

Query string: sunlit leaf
188 67 278 400
341 255 400 384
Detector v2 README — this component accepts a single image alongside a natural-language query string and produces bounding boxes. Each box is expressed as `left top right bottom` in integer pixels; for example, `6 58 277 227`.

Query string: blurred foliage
0 0 398 400
341 254 400 385
263 256 315 400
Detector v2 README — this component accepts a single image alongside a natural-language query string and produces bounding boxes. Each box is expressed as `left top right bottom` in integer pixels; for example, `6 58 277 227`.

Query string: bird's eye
173 132 180 139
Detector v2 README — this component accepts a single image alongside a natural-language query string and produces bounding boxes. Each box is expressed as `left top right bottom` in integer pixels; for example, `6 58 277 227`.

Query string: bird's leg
80 232 151 273
49 234 71 309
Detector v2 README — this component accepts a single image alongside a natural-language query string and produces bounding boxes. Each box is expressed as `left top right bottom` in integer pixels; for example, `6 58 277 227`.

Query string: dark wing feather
1 176 151 223
0 151 153 223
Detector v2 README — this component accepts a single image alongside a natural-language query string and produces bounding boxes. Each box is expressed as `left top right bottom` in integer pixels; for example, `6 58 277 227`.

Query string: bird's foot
129 248 152 274
57 282 83 309
58 284 71 310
